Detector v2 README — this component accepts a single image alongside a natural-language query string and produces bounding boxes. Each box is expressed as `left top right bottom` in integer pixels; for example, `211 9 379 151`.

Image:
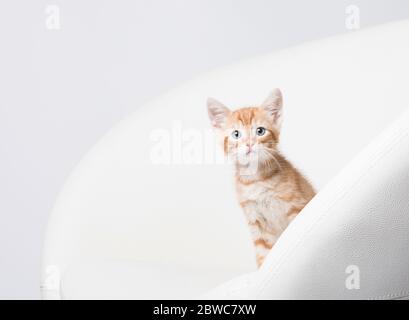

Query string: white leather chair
42 20 409 299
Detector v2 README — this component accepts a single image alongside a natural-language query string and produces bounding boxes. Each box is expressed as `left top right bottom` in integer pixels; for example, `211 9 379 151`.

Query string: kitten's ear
262 88 283 128
207 98 231 129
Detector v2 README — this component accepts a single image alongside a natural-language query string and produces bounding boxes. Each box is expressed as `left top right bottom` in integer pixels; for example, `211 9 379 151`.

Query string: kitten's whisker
261 149 282 171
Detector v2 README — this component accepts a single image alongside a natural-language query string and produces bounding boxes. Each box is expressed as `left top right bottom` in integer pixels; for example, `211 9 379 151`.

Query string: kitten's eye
256 127 266 136
231 130 241 139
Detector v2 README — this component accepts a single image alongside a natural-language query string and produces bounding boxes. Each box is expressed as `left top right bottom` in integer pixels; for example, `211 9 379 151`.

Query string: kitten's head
207 89 283 171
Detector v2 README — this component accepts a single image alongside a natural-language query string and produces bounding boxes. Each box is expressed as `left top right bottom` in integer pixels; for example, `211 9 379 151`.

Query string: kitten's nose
246 143 253 153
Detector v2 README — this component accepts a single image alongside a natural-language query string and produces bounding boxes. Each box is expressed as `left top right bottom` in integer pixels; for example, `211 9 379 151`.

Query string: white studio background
1 0 409 299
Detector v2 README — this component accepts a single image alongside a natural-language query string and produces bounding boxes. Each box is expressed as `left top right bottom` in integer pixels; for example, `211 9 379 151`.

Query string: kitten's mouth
247 150 259 157
240 152 258 162
246 147 257 155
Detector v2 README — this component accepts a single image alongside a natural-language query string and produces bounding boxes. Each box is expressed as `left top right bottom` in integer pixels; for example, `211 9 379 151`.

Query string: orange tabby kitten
207 89 315 268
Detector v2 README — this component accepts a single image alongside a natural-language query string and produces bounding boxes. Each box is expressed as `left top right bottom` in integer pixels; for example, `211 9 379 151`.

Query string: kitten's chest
237 180 291 221
237 179 280 204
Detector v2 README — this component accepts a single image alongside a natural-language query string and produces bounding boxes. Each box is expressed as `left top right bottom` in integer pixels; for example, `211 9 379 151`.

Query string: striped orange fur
207 89 315 268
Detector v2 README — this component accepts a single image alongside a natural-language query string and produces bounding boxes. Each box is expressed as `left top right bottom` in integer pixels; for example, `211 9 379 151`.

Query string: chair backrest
42 20 409 298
